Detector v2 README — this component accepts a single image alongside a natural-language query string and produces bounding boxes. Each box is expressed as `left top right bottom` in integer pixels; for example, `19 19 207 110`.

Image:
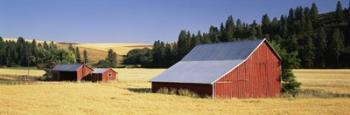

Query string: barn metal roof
93 68 107 73
150 39 265 84
52 64 83 72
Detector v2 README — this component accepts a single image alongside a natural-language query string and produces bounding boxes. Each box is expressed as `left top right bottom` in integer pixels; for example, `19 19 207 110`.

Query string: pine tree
310 3 319 20
49 41 57 49
224 16 235 41
248 25 257 38
106 49 117 67
177 30 190 59
75 47 81 63
43 41 49 50
164 43 173 67
209 26 219 42
336 1 344 21
0 37 4 65
302 35 315 68
16 37 27 66
270 41 301 96
286 34 298 52
68 43 75 53
315 27 327 68
329 28 344 67
83 50 88 64
30 39 38 66
347 1 350 46
261 14 271 36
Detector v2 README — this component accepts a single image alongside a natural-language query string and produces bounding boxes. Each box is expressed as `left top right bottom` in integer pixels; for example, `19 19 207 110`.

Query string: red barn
150 39 281 98
52 64 93 81
90 68 118 82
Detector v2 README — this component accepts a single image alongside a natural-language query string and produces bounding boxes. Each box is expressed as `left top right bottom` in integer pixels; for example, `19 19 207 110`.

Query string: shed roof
150 39 269 84
52 64 83 72
93 68 107 73
93 68 117 74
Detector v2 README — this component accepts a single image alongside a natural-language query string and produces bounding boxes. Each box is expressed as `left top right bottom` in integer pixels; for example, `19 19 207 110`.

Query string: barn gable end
214 41 281 98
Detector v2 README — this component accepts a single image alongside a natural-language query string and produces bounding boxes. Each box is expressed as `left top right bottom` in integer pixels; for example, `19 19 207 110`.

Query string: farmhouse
89 68 118 82
150 39 281 98
52 64 93 81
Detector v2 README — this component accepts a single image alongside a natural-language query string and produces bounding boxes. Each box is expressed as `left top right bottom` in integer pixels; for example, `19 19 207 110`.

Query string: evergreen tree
75 47 81 63
68 43 75 53
106 49 117 67
286 34 298 52
152 41 165 67
347 1 350 46
49 41 57 49
261 14 271 36
302 36 315 68
177 30 189 59
329 29 344 67
224 16 235 41
315 27 327 68
248 24 257 38
209 26 219 42
270 41 301 96
16 37 27 66
336 1 344 21
30 39 38 66
310 3 319 20
43 41 49 50
83 49 88 64
0 37 4 65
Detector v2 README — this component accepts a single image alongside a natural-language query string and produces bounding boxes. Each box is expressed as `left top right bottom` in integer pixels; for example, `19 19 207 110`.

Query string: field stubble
0 68 349 114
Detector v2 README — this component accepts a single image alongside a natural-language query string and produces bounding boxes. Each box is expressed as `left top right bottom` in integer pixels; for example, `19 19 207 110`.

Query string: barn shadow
127 88 152 93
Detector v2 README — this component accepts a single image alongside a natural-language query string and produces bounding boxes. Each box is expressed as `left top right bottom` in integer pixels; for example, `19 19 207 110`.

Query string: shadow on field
298 89 350 98
0 74 40 85
127 88 152 93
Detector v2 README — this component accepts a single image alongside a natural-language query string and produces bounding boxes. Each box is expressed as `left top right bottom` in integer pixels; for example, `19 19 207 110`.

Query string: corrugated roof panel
182 39 262 61
52 64 82 72
93 68 107 73
150 60 242 84
150 39 264 84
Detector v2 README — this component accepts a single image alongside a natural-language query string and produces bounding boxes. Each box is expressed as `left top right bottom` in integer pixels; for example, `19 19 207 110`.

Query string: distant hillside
3 38 152 65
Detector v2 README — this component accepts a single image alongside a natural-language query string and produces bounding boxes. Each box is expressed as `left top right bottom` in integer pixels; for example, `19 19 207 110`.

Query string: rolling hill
3 38 152 65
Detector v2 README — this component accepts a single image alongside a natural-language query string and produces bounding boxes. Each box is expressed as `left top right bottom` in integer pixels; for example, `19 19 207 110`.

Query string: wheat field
0 68 349 114
75 43 152 56
57 43 152 65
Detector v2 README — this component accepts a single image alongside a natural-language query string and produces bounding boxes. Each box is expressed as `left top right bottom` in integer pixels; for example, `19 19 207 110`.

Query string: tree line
125 1 350 69
0 37 76 67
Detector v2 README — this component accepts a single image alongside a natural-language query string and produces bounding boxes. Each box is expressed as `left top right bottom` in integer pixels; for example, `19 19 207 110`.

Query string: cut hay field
0 68 349 114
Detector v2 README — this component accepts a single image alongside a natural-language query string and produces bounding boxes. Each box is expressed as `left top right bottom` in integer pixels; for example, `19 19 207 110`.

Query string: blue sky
0 0 348 43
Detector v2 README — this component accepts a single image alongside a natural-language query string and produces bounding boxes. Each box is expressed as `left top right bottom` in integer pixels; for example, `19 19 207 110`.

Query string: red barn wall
77 65 93 81
214 41 281 98
152 82 212 96
102 69 117 82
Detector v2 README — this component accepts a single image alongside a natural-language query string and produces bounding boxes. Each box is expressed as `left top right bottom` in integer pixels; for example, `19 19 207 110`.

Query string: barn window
108 73 112 78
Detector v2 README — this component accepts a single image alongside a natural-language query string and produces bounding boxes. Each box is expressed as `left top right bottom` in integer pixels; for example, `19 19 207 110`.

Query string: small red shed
90 68 117 82
52 64 93 81
150 39 281 98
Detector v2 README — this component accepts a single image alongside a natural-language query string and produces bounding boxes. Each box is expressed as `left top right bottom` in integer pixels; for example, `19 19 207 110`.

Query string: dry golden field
75 43 152 55
0 68 349 114
58 43 152 65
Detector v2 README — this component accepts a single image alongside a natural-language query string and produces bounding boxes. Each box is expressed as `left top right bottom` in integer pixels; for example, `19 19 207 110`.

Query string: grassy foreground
0 68 349 114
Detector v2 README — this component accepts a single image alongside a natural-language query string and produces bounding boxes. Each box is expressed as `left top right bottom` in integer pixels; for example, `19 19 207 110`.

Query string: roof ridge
195 38 263 46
